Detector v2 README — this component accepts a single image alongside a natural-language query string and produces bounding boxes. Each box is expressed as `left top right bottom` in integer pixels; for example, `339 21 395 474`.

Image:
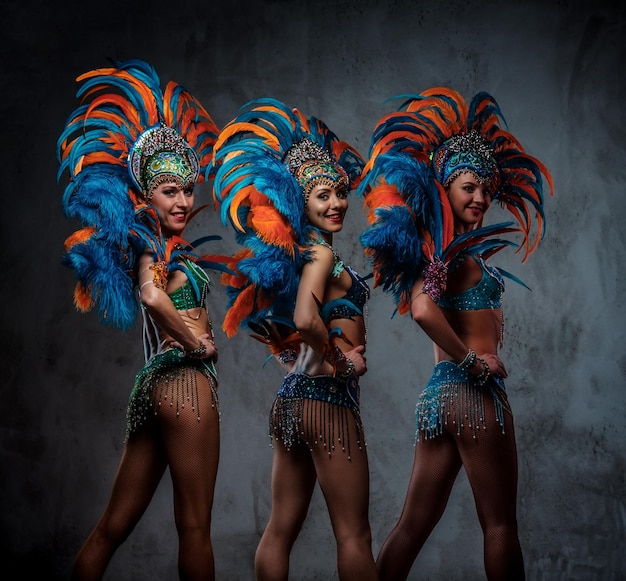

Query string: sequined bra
168 260 211 310
436 256 504 311
314 239 370 322
323 266 370 321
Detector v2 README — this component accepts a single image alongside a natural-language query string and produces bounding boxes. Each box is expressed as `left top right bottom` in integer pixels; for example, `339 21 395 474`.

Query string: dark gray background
2 0 624 579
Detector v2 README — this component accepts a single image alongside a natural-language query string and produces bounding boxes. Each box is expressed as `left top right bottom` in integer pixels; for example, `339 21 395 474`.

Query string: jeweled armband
149 261 168 291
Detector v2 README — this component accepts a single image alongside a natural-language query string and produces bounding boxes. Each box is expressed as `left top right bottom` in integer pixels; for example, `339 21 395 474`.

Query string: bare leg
71 422 167 581
255 441 317 581
159 373 220 581
376 435 462 581
456 399 524 581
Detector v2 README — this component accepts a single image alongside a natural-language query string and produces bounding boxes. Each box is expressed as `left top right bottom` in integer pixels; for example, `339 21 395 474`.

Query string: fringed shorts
415 361 512 441
269 372 365 459
126 348 219 440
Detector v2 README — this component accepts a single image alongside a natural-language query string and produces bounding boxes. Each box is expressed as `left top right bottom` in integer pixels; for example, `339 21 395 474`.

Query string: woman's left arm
138 252 217 358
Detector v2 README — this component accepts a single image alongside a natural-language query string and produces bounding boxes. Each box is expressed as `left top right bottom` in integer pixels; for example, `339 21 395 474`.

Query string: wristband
336 358 356 379
458 349 477 370
474 357 491 386
186 339 207 359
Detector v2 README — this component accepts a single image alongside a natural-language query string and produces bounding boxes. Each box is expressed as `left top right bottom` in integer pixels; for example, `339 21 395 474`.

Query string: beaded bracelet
186 339 207 359
458 349 477 370
332 344 356 378
474 357 491 386
336 358 356 379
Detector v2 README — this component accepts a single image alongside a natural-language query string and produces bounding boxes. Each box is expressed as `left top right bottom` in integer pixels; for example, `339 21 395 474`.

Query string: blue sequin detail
415 361 510 441
324 266 370 320
437 257 504 311
270 372 364 456
277 372 360 409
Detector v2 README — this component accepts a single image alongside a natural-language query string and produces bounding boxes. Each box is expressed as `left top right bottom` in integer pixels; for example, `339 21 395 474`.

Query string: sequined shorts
126 348 219 440
269 372 365 458
415 361 511 441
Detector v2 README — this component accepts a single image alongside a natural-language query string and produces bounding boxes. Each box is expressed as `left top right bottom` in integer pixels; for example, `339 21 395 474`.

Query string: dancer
211 99 377 580
359 88 553 580
58 59 223 580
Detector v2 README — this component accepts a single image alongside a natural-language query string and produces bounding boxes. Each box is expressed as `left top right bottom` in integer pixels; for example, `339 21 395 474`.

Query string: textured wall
2 0 624 579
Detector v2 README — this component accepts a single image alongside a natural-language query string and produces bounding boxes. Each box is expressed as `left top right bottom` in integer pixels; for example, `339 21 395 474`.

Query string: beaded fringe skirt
416 361 512 441
270 372 365 459
126 348 219 440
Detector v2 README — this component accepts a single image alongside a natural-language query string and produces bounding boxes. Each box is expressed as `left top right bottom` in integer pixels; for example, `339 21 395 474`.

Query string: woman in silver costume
211 99 378 580
359 88 553 580
58 60 222 580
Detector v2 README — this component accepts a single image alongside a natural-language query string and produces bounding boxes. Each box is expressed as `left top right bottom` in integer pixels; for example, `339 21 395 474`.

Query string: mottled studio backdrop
1 0 624 579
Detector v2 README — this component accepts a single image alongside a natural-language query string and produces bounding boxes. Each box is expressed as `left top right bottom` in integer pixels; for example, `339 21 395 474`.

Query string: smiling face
304 183 348 239
150 181 195 237
447 172 493 233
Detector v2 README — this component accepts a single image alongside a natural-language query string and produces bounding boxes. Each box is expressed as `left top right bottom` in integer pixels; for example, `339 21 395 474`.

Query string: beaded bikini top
436 256 504 311
315 239 370 321
168 259 211 311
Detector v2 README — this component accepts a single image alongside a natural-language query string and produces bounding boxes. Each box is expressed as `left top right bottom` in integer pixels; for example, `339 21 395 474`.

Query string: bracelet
332 344 356 378
474 357 491 386
337 358 356 379
458 349 477 370
186 339 207 359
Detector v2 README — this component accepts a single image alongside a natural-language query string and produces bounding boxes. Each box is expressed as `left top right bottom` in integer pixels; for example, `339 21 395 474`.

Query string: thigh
455 396 519 527
400 434 463 523
103 422 168 525
308 405 371 537
158 372 220 522
265 440 317 534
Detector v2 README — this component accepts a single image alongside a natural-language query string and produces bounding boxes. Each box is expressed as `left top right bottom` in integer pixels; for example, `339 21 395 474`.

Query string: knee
483 520 520 546
175 512 212 539
94 513 136 547
335 524 373 554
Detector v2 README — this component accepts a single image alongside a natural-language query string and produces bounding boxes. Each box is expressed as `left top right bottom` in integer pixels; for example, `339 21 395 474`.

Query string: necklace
316 238 344 277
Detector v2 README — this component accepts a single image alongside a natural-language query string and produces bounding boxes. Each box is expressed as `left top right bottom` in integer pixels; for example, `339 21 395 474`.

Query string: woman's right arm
410 279 506 377
293 246 366 376
137 252 216 358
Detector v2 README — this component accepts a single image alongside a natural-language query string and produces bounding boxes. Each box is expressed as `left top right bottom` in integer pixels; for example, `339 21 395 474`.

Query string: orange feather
64 227 95 251
249 205 296 253
223 284 256 337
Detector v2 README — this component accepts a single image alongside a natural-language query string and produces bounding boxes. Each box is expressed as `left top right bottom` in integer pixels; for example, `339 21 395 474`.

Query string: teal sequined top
168 260 211 310
437 256 504 311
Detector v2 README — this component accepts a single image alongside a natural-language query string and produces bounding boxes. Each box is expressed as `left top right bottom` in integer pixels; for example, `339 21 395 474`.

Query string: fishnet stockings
377 390 524 581
71 371 219 581
256 400 377 581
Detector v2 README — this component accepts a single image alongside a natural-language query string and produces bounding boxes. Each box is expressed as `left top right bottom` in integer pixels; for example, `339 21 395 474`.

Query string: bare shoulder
306 243 335 268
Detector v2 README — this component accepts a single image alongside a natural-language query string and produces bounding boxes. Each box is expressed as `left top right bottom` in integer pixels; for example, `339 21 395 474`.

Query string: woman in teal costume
58 60 223 580
211 99 378 580
359 88 553 580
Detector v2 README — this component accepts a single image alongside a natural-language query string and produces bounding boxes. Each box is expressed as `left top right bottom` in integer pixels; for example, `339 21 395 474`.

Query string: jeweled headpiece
211 98 365 336
58 59 220 330
129 125 199 198
432 129 500 190
358 87 554 315
284 137 349 201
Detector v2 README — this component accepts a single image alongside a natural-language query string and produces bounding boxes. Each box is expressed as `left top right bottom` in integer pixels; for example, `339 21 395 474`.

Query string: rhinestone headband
284 137 349 201
432 129 500 191
128 125 199 198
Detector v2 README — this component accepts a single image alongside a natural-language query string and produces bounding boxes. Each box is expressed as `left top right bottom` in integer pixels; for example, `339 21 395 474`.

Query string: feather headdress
211 98 364 337
358 87 554 314
57 59 221 329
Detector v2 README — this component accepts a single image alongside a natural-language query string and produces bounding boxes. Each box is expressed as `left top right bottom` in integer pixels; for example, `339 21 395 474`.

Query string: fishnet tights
376 391 524 581
71 372 220 581
256 399 377 581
